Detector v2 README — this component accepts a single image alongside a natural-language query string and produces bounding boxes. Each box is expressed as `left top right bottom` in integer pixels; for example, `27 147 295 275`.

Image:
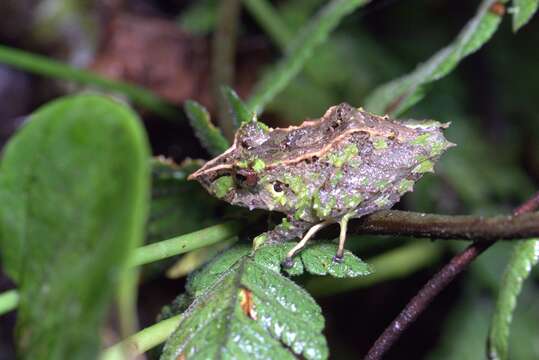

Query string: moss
213 176 234 198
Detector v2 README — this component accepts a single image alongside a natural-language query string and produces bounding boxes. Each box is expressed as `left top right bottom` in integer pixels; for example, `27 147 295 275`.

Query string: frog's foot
333 213 354 263
282 219 333 269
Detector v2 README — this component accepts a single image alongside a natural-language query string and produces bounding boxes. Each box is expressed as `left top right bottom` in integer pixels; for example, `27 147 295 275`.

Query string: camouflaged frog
189 103 454 267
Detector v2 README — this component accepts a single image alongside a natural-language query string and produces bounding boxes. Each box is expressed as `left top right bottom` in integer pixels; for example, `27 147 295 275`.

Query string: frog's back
251 103 418 168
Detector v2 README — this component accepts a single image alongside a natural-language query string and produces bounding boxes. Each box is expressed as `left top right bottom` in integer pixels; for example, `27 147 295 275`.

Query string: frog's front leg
282 219 333 268
334 212 353 263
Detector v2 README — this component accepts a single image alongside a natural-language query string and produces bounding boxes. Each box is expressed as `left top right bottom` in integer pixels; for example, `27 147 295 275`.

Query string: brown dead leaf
91 13 212 106
90 13 262 112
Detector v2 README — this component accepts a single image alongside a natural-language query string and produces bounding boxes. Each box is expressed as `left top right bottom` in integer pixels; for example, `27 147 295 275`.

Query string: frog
188 103 454 268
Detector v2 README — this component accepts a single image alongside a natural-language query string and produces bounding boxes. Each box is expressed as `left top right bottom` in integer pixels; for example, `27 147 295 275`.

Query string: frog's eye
234 169 258 187
272 181 285 193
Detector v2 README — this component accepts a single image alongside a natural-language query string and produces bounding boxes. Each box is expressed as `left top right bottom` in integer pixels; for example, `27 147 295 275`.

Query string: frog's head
188 120 289 212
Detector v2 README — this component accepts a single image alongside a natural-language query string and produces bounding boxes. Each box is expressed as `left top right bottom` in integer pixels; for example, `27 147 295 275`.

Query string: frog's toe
332 254 344 263
281 257 295 269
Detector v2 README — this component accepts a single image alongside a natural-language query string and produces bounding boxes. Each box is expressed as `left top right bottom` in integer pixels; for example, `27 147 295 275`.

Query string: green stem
0 290 19 316
100 314 182 360
129 222 240 267
116 270 140 338
247 0 370 113
242 0 292 49
306 241 444 297
0 45 179 119
212 0 242 140
0 222 240 316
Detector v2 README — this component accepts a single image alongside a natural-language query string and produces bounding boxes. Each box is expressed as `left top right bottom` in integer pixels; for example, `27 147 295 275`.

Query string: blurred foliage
0 95 150 359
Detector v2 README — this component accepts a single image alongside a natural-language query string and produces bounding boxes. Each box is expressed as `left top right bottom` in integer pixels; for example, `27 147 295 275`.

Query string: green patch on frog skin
327 143 359 167
344 194 363 208
283 174 306 195
410 133 431 146
430 140 449 157
252 158 266 173
374 195 391 208
253 119 271 133
398 179 415 193
313 193 336 218
330 171 344 186
236 160 249 169
375 179 390 191
348 157 362 168
213 176 234 198
412 160 434 174
280 217 294 231
373 138 388 150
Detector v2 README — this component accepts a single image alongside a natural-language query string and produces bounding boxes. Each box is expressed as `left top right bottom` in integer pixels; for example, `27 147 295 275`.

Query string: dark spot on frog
240 140 250 149
305 156 319 164
273 181 285 192
234 169 258 187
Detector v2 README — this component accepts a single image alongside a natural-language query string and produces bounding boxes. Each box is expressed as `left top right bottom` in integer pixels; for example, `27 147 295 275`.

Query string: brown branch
364 192 539 360
351 210 539 241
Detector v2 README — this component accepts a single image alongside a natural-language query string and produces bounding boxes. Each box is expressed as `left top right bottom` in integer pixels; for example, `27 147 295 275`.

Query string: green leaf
184 100 230 156
162 249 328 360
0 94 150 359
247 0 370 114
364 0 506 117
300 243 372 277
254 242 372 278
513 0 539 31
488 239 539 360
178 0 218 34
222 86 255 125
148 157 222 244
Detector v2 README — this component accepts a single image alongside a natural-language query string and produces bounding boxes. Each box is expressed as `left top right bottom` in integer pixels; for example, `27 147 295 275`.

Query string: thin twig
513 191 539 216
351 210 539 241
364 193 539 360
212 0 241 141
